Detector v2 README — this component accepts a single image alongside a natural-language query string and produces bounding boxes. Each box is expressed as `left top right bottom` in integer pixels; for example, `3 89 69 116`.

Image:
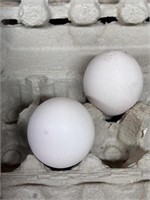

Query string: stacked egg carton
1 0 150 199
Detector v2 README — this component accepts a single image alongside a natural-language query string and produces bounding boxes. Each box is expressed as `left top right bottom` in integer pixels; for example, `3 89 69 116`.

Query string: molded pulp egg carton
1 0 150 199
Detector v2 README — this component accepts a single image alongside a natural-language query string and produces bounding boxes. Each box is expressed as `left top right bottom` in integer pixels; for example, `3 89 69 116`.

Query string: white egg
83 50 143 116
27 97 95 169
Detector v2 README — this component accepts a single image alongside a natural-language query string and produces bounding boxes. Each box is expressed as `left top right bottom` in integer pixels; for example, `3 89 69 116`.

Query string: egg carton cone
1 0 150 199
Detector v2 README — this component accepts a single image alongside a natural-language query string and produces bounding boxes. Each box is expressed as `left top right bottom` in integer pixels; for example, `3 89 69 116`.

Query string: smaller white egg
27 97 95 169
83 50 143 116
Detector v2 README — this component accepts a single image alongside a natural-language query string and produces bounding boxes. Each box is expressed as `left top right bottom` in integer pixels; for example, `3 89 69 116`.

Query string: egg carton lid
0 0 150 23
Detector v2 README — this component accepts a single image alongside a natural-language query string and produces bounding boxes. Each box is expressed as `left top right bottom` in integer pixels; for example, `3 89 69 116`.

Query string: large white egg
83 51 143 116
27 97 95 169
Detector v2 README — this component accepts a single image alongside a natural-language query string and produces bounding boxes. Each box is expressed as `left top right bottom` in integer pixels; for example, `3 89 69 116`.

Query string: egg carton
2 102 150 200
1 0 150 199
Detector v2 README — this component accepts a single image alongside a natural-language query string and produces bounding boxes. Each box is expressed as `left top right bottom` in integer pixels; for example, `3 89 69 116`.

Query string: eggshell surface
27 97 95 168
83 51 143 116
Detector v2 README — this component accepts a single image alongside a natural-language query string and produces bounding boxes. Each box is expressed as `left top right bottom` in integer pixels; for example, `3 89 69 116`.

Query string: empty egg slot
1 19 18 25
1 163 21 173
145 17 150 22
99 17 118 24
102 148 145 168
49 18 71 25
